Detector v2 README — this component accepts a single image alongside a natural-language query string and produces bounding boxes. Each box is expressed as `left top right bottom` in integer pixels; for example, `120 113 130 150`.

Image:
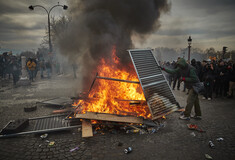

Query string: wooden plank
76 112 143 124
82 120 93 138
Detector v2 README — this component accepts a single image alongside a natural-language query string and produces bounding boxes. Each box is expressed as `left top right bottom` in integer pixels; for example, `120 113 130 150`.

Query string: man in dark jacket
227 62 235 98
201 60 215 100
10 56 20 85
215 60 228 97
162 58 201 120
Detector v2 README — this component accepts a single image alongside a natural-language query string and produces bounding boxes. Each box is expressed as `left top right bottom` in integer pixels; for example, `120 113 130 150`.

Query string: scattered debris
48 141 55 146
205 154 213 159
187 124 198 130
45 140 50 143
117 142 123 146
70 147 79 152
124 147 132 154
190 132 196 137
24 106 37 112
147 128 157 134
0 119 29 134
208 141 215 149
127 124 146 134
126 129 139 134
39 144 42 147
187 124 206 132
52 108 73 114
40 133 48 139
216 137 224 141
176 108 185 112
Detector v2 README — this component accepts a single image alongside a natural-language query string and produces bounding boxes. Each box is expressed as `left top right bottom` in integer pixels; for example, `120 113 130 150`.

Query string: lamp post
187 36 192 63
29 3 68 53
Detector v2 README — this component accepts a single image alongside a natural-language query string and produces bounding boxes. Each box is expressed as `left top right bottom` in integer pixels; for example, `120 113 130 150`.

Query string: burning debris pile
72 47 151 119
68 48 178 137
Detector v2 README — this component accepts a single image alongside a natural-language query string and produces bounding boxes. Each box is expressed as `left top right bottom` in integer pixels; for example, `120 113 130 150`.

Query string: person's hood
177 58 188 69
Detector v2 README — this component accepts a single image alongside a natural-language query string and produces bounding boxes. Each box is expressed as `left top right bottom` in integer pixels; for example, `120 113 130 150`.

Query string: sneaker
191 115 202 120
179 115 190 120
202 97 206 100
208 98 211 100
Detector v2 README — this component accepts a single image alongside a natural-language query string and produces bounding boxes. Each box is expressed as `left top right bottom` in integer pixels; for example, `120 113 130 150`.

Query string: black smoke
58 0 170 91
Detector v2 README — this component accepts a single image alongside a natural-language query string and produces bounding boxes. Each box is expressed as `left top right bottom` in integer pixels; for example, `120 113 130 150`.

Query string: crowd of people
0 52 54 85
162 57 235 99
26 58 53 81
0 52 21 85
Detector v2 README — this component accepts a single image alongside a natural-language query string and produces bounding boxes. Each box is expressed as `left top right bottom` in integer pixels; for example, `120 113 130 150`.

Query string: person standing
26 58 36 81
45 60 52 79
39 60 45 78
161 58 201 120
227 63 235 98
10 56 20 85
215 60 227 97
201 60 215 100
72 63 78 79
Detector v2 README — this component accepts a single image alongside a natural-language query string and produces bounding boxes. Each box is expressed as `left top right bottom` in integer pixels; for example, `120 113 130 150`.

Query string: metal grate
128 49 178 120
34 115 70 131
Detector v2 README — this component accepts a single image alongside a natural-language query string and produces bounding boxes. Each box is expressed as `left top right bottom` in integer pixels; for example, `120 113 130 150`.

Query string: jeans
47 68 51 78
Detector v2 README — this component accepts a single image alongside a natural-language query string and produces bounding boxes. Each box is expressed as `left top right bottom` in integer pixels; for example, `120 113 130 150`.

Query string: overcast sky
0 0 234 53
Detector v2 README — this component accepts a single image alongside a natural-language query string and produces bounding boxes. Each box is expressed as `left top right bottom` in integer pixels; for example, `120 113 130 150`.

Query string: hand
210 64 214 70
160 66 165 71
180 77 186 82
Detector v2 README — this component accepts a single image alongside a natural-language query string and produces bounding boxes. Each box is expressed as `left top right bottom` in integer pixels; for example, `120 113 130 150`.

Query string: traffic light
223 46 227 53
222 46 227 59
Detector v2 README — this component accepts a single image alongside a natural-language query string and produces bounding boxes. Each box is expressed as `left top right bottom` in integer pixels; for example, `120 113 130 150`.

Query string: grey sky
0 0 234 53
136 0 235 51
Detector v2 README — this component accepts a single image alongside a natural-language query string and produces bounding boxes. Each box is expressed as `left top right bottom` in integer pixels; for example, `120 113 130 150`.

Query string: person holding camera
202 59 215 100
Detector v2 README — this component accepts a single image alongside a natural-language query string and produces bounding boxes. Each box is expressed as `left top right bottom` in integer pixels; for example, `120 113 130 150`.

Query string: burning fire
73 47 151 119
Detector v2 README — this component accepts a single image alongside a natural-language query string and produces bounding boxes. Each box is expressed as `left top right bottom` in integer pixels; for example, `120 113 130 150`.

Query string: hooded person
161 58 201 120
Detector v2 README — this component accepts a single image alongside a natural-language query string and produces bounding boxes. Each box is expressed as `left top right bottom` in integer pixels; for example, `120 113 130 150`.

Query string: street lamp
28 3 68 53
187 36 192 63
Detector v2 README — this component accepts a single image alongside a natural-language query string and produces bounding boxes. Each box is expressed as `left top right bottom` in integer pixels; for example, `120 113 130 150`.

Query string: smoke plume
58 0 170 91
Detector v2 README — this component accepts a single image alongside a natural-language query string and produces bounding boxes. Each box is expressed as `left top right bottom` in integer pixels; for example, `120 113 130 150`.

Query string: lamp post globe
29 5 34 10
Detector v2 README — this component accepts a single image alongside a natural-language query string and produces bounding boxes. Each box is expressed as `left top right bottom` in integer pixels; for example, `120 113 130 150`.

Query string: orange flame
74 47 151 119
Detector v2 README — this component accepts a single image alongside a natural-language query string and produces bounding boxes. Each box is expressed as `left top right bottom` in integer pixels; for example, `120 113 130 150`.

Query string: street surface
0 75 234 160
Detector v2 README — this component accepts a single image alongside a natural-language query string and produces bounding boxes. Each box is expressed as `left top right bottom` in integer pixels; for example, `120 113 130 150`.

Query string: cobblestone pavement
0 76 234 160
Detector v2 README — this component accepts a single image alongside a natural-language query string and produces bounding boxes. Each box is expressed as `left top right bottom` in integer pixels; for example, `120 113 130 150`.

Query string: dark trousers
184 88 201 117
215 79 226 96
12 71 19 85
204 79 213 98
29 70 34 81
168 75 173 87
173 77 181 89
